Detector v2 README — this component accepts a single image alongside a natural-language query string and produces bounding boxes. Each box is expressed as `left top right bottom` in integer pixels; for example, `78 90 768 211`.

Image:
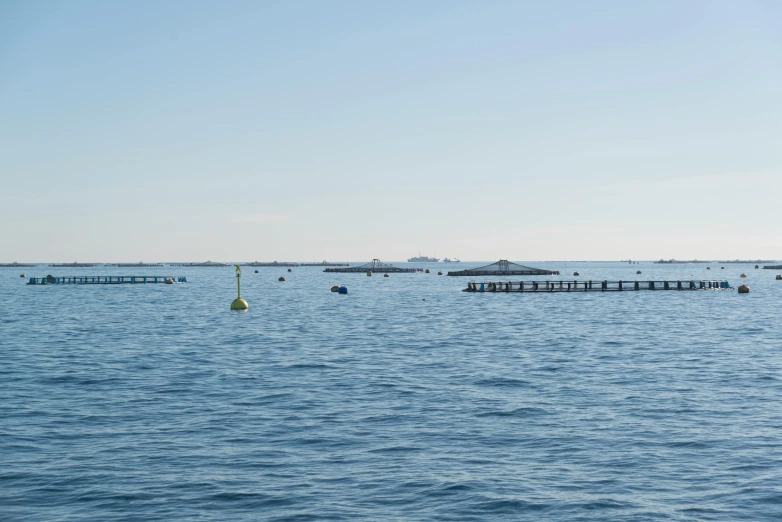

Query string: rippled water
2 262 782 520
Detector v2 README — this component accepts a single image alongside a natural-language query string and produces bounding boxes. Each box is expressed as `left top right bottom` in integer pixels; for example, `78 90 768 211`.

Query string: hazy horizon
3 1 781 262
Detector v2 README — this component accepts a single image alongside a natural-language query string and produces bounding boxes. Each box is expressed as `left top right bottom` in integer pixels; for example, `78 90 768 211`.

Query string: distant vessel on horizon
408 254 439 263
442 258 460 263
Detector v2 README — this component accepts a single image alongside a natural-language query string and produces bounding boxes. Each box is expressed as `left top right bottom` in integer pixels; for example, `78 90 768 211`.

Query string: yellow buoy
738 285 750 294
279 276 286 282
230 265 249 310
740 273 747 278
165 278 174 284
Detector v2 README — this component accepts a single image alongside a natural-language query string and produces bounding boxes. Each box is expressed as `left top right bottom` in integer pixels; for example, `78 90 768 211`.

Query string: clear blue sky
2 0 781 262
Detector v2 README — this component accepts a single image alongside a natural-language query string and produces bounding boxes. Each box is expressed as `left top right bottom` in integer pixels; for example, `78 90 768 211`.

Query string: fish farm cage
448 259 559 276
465 280 731 292
324 259 422 273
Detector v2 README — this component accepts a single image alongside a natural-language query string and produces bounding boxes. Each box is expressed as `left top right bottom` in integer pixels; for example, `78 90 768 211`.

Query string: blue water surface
2 262 782 521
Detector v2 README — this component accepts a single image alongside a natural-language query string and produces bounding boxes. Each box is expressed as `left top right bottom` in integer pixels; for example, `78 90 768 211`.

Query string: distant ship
408 254 439 262
442 258 460 263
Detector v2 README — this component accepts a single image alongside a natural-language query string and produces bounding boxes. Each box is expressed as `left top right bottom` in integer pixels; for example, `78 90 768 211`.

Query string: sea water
2 262 781 521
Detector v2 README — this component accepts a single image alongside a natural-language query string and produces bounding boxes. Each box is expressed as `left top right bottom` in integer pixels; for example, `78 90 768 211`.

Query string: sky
1 0 781 262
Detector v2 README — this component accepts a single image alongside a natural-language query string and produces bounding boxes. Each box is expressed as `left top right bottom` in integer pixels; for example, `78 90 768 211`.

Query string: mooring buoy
636 270 642 275
254 270 258 273
288 268 292 272
707 267 711 270
437 271 443 275
366 271 372 276
19 274 25 278
165 278 174 284
740 273 747 278
231 265 249 310
279 276 286 282
573 272 579 276
384 273 389 277
738 285 750 294
330 285 339 292
338 285 348 294
425 269 430 274
776 275 782 280
755 265 759 269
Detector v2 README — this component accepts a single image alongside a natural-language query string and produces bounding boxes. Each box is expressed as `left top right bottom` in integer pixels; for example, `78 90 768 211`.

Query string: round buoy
165 278 174 284
755 265 759 269
366 271 372 276
425 269 430 274
573 272 579 276
740 273 747 278
231 298 249 310
422 298 426 301
738 285 750 294
338 285 348 294
279 276 286 282
721 267 724 270
776 275 782 280
288 268 292 272
331 285 339 292
19 274 25 278
437 271 443 275
384 273 389 277
636 270 642 275
231 266 249 310
707 267 711 270
254 270 258 273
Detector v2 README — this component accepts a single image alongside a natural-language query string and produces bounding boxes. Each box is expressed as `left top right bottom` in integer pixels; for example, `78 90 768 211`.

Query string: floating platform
763 265 782 270
301 262 350 267
245 262 300 267
49 263 97 268
27 275 187 285
449 259 559 277
0 262 38 267
104 262 165 267
324 259 421 273
170 261 229 267
465 280 731 292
